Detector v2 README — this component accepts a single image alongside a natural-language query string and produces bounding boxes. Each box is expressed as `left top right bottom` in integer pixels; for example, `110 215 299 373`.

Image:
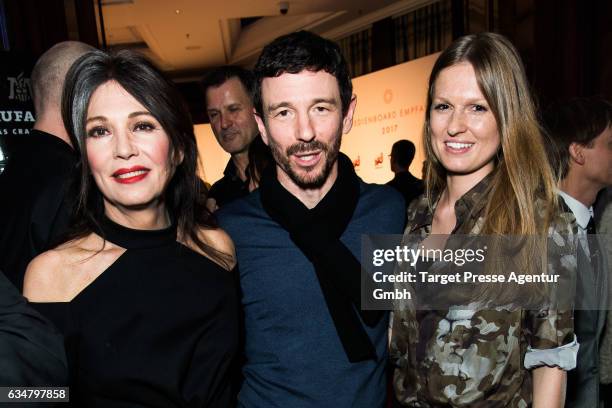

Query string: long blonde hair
423 32 558 234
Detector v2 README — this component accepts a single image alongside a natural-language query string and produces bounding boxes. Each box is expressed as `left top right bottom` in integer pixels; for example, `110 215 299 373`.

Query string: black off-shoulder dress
31 216 239 407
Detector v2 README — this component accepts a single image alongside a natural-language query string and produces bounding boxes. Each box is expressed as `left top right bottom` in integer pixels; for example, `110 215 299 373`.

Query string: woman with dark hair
23 49 239 407
390 32 578 406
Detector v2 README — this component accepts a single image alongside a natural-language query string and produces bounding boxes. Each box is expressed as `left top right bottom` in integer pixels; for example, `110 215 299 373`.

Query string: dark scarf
259 153 383 362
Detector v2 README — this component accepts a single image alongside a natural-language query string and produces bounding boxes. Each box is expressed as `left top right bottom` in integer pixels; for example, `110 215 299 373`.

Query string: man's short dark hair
391 140 416 169
253 30 352 118
201 65 255 100
542 97 612 179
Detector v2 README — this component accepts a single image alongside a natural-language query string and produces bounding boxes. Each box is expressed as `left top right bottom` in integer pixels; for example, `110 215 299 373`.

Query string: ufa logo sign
7 72 32 102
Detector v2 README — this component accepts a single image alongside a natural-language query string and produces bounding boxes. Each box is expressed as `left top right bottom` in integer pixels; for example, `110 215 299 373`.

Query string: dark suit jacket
566 219 609 408
0 130 76 290
0 270 67 386
386 171 424 208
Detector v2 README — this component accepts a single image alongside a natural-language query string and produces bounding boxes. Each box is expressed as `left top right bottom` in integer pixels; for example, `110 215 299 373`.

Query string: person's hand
206 198 219 213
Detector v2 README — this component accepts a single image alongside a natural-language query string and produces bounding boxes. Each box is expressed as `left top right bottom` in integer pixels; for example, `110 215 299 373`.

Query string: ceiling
98 0 435 79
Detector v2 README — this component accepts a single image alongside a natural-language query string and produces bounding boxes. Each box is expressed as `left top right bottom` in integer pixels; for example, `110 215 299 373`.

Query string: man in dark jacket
0 41 93 290
201 66 261 211
386 139 423 207
0 270 67 386
543 97 612 408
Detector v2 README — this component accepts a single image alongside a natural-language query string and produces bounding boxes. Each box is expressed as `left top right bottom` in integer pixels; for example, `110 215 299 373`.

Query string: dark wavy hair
201 65 255 100
253 30 352 118
542 97 612 180
60 49 230 266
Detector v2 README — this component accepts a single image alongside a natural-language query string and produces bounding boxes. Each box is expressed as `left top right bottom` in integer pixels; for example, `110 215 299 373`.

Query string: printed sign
0 50 36 173
342 53 439 184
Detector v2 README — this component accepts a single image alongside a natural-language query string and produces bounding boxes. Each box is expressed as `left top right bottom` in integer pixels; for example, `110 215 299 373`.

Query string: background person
390 32 578 407
386 139 424 207
0 41 94 290
23 50 239 407
201 66 270 211
542 97 612 408
596 187 612 407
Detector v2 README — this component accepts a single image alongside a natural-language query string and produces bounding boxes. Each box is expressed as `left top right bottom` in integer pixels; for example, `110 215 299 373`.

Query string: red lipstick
112 166 150 184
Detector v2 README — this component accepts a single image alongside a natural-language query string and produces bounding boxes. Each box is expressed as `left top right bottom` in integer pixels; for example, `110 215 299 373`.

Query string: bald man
0 41 94 290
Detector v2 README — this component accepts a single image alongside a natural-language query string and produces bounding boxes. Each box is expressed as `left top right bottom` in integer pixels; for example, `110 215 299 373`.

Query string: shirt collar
409 173 492 233
223 159 238 178
558 190 593 230
453 174 491 225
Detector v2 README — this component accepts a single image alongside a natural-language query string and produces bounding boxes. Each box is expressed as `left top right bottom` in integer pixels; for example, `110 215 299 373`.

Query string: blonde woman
390 32 578 407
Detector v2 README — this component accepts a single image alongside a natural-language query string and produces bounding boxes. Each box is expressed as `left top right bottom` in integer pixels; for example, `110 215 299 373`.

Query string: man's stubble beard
267 126 342 189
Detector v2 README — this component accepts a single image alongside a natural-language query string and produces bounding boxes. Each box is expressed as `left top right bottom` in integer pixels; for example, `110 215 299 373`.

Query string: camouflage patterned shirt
390 178 578 407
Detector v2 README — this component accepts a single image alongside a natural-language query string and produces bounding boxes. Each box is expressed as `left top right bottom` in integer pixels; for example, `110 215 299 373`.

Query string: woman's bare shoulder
23 233 119 301
23 245 78 302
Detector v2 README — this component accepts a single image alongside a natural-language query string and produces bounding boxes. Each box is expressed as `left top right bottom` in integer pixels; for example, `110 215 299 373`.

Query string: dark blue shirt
208 159 249 208
218 182 405 407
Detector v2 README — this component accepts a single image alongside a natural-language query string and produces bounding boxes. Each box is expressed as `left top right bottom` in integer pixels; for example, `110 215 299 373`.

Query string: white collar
558 190 593 230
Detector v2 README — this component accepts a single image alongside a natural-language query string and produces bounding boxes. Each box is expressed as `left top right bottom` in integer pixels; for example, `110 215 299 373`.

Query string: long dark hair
60 49 230 267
